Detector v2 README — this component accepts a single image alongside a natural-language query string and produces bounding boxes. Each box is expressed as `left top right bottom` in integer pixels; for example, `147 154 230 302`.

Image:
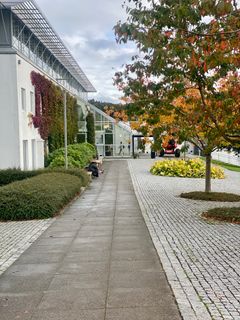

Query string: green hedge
47 142 96 168
0 173 83 221
0 167 90 187
0 169 39 187
45 168 90 187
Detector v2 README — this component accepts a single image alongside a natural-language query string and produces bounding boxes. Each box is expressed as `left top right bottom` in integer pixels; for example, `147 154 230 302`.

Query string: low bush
0 168 39 187
181 191 240 202
44 168 90 187
0 173 83 221
0 167 90 187
150 158 225 179
47 142 96 168
202 207 240 224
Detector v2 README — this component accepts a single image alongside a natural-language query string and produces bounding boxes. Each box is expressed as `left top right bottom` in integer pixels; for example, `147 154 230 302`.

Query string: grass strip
181 191 240 202
202 207 240 224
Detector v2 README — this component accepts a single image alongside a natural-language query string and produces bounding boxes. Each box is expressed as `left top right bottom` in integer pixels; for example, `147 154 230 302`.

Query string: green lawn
211 159 240 172
200 157 240 172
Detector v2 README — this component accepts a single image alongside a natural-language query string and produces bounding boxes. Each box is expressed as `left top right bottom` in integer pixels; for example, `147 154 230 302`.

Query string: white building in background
0 0 95 170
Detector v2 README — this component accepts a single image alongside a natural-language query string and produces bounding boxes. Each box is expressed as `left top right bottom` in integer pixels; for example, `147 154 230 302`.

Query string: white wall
0 54 20 169
16 54 44 170
1 52 88 170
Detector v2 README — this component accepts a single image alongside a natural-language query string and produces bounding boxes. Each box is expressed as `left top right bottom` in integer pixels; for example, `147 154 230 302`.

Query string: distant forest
88 99 125 112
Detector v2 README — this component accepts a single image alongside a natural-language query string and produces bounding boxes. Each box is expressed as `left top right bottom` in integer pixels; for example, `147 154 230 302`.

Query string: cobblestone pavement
0 220 53 275
128 159 240 320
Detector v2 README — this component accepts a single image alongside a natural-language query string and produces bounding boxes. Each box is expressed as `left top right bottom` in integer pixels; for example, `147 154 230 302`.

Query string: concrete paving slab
0 292 43 315
107 287 173 308
0 274 52 293
38 288 107 310
41 231 77 238
109 271 167 289
31 308 105 320
110 260 162 273
63 251 111 262
16 252 64 264
49 273 108 290
105 307 182 320
4 263 58 277
77 230 113 237
58 261 109 275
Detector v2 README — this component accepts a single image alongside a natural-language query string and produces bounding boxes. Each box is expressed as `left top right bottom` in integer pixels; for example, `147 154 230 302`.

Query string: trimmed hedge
0 173 83 221
0 169 38 187
45 168 90 187
0 167 90 187
47 142 96 168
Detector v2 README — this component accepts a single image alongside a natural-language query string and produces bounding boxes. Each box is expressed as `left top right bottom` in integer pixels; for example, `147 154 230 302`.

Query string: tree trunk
205 153 212 193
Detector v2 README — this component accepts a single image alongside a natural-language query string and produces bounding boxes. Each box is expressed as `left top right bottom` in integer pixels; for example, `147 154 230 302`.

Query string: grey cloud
37 0 133 102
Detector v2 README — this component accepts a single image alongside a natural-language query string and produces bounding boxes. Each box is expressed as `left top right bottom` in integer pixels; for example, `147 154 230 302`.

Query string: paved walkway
0 161 181 320
129 159 240 320
0 220 53 276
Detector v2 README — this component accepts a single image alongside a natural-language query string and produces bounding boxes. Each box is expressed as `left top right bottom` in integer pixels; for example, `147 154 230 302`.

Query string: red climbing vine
31 71 78 152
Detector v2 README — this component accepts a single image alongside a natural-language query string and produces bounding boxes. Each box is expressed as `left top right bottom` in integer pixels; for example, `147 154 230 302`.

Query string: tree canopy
114 0 240 191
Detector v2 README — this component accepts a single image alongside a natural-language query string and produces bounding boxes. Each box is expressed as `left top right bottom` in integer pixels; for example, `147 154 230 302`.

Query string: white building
0 0 95 170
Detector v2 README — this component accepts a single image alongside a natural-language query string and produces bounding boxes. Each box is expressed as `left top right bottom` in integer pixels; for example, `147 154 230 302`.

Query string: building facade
90 103 132 157
76 99 133 157
0 0 95 170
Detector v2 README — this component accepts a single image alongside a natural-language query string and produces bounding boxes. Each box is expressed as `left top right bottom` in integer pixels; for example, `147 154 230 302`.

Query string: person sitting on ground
91 156 104 174
87 161 99 177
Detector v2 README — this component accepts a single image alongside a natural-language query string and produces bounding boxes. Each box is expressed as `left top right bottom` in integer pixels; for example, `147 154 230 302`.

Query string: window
23 140 29 170
21 88 26 111
30 91 35 114
31 139 36 169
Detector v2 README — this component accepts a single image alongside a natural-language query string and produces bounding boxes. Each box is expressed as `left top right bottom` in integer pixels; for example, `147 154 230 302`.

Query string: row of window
21 88 35 113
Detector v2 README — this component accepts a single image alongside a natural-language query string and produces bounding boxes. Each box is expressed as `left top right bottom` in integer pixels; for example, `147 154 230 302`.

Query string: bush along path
46 142 96 168
0 170 90 221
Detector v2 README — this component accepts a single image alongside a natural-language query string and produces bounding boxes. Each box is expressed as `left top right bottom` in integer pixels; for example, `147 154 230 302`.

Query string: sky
37 0 136 103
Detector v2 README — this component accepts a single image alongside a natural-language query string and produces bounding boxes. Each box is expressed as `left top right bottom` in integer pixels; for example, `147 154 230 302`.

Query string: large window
23 140 29 170
21 88 26 111
30 91 35 114
31 139 36 169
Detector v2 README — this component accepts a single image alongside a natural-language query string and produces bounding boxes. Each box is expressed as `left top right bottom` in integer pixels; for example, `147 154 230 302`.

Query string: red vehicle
159 139 181 158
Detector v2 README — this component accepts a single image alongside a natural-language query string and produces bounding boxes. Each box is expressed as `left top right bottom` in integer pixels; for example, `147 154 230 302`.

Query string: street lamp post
63 89 68 169
57 78 68 169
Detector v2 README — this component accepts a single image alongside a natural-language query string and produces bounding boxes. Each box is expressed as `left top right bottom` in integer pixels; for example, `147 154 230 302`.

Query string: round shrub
47 142 96 169
150 158 225 179
0 173 82 221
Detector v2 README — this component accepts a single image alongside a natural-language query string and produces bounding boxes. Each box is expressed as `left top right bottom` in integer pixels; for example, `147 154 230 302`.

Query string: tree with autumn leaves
114 0 240 192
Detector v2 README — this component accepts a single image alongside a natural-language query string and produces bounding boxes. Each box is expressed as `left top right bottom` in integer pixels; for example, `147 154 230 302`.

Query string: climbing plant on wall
31 71 78 153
